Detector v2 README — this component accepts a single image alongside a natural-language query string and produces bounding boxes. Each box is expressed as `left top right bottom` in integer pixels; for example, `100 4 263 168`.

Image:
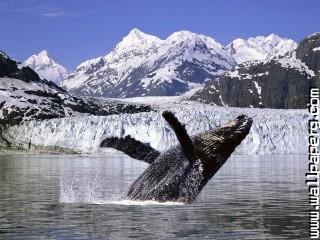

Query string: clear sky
1 0 318 69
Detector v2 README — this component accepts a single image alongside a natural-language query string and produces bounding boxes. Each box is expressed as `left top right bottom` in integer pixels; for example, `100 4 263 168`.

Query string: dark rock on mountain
296 33 320 85
0 51 41 82
191 34 319 109
0 51 152 127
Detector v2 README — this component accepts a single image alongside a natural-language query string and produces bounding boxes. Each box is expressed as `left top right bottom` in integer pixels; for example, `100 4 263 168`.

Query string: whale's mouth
221 114 253 131
197 114 252 149
237 115 253 128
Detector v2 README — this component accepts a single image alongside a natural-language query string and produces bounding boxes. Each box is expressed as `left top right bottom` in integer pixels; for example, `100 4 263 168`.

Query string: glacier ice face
4 102 308 155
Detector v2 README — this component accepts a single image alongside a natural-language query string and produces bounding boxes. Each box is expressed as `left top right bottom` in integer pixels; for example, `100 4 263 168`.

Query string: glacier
3 102 308 155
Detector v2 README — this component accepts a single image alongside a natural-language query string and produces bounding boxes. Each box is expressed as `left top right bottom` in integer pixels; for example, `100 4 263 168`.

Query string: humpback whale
101 111 252 203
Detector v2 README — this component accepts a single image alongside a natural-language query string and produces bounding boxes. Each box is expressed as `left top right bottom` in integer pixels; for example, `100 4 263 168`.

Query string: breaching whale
101 111 252 203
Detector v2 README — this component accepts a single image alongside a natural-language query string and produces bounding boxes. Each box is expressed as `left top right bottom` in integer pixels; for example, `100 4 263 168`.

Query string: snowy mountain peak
227 34 298 64
38 49 49 55
265 33 281 41
307 32 320 38
30 50 52 65
198 34 224 48
120 28 162 45
111 28 163 57
0 50 9 59
23 50 68 84
127 28 153 40
251 33 281 43
167 30 201 42
166 31 233 63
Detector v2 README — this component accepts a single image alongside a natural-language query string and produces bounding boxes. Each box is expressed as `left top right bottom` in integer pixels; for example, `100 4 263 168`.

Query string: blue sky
1 0 318 69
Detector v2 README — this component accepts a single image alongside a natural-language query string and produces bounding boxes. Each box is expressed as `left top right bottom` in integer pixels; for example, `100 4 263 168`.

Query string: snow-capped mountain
23 50 68 84
226 34 298 64
192 33 319 109
0 51 152 128
61 28 236 98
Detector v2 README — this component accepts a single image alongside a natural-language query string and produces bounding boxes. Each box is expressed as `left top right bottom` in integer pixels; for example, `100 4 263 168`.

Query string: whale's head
193 115 253 182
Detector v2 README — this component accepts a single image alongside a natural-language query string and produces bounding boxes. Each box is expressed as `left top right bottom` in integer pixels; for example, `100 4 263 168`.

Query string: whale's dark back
127 146 189 201
127 115 253 203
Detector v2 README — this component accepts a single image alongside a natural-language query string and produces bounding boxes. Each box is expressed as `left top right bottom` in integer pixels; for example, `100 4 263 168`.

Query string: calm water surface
0 153 308 239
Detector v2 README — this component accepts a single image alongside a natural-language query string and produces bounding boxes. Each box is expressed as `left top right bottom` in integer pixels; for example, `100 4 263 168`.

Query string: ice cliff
4 103 308 155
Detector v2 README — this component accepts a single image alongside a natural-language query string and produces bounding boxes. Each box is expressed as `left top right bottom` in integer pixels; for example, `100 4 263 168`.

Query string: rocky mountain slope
226 34 298 64
61 28 236 98
23 50 68 84
192 33 319 109
295 32 320 85
0 51 152 127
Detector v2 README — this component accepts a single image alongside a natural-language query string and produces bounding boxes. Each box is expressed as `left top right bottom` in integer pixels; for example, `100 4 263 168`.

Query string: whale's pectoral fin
100 136 160 163
162 111 197 163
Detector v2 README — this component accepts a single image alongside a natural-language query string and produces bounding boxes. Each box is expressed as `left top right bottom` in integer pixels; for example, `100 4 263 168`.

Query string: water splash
59 155 150 204
59 175 184 205
94 200 184 206
59 172 127 203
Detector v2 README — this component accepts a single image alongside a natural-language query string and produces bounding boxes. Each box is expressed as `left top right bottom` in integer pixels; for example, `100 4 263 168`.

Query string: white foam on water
93 200 184 206
59 174 183 206
58 155 151 205
59 187 184 206
59 178 126 204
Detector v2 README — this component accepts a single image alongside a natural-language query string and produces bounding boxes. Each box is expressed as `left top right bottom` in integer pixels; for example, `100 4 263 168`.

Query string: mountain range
61 29 236 97
192 33 320 109
0 30 316 151
226 34 297 64
22 29 298 99
0 50 151 130
17 29 320 109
